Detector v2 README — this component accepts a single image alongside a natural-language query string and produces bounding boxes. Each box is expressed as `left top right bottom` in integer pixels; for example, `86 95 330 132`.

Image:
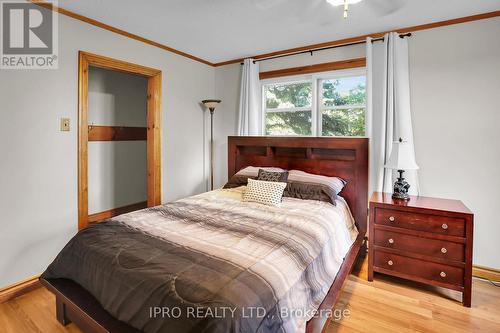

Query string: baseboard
473 265 500 282
0 275 41 303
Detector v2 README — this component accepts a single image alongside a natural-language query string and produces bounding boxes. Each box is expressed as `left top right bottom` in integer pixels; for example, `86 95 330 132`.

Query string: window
262 69 366 136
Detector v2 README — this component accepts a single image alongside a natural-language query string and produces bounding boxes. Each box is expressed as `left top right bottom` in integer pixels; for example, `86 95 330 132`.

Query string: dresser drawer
374 229 465 262
374 251 464 287
375 208 465 237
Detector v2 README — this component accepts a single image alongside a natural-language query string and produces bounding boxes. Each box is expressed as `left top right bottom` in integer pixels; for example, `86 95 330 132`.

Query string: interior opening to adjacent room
78 51 162 230
87 67 148 224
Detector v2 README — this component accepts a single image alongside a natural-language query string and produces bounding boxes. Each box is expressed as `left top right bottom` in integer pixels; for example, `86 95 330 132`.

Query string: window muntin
262 70 366 137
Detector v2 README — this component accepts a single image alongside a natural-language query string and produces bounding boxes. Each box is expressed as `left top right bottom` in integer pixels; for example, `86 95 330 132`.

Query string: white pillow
243 178 287 207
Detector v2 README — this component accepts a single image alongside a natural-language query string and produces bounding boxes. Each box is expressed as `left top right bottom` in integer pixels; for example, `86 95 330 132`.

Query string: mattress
42 187 358 333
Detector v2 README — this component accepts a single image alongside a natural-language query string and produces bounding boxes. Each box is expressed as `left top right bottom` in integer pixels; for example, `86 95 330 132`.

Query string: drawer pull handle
441 223 448 230
387 260 394 266
389 216 395 222
441 247 447 254
388 238 394 244
440 271 447 278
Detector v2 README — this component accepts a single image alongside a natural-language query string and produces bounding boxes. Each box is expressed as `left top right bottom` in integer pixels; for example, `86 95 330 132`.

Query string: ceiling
58 0 500 64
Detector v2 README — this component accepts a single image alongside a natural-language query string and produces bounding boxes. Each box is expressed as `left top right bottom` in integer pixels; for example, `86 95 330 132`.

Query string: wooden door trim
78 52 89 230
78 51 162 230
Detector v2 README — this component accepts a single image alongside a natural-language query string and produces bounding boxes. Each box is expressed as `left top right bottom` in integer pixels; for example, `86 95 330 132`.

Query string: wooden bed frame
41 136 369 333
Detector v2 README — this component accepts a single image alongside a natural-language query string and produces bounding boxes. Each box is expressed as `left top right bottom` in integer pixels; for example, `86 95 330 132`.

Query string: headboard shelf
228 136 369 233
311 148 356 161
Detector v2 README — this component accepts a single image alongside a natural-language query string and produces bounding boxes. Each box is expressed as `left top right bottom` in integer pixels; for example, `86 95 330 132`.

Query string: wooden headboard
228 136 369 233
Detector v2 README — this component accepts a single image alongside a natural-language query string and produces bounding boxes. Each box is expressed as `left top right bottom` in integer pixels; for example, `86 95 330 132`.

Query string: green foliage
322 79 366 106
266 111 312 135
265 78 366 136
322 79 366 136
265 81 311 109
322 108 365 136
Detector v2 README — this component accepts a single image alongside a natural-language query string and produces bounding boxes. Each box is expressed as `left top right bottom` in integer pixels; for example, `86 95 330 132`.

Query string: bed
40 136 368 333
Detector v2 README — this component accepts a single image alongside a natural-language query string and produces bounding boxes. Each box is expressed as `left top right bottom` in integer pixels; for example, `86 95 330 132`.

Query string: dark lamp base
392 169 411 201
392 192 410 201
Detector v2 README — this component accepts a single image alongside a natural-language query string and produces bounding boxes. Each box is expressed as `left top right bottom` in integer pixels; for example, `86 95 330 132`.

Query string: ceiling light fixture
326 0 363 19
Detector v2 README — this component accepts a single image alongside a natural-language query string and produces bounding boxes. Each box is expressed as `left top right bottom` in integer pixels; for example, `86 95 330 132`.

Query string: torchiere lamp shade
202 99 221 110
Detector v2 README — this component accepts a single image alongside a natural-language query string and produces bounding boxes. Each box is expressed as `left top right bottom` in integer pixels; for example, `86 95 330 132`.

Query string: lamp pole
202 100 221 191
209 107 215 190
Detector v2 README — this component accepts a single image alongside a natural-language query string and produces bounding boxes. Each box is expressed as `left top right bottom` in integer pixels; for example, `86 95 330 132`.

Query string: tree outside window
264 80 312 135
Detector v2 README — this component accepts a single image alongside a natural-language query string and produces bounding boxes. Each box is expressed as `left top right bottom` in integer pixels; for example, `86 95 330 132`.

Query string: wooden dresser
368 192 473 307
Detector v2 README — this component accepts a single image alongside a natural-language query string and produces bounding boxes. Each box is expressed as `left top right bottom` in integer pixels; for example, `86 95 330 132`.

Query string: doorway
78 51 162 230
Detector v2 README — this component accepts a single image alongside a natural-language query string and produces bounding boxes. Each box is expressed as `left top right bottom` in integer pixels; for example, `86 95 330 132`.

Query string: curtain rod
240 33 412 65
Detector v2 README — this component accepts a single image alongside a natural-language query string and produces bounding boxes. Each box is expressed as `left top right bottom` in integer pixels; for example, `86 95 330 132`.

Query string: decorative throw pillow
283 181 337 206
223 175 256 189
243 178 287 207
223 166 286 189
288 170 346 195
257 169 289 182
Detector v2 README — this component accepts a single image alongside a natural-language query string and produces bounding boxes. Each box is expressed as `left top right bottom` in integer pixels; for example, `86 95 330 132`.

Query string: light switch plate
60 118 70 131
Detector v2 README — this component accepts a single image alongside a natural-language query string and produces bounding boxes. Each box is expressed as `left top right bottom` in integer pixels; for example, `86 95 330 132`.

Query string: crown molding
29 0 215 66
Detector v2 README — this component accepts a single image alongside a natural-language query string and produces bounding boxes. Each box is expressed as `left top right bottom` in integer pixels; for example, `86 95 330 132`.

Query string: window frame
261 67 367 137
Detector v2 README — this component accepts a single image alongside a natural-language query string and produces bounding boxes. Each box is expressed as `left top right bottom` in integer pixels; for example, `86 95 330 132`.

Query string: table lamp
384 138 419 200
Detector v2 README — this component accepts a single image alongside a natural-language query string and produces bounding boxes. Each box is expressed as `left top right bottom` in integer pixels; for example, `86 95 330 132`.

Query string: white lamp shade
385 140 419 170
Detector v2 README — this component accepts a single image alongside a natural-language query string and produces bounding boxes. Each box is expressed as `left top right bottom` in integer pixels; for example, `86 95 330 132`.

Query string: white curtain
238 58 261 135
367 32 419 195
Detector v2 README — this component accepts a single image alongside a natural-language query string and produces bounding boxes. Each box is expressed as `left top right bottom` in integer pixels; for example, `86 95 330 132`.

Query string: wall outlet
60 118 70 131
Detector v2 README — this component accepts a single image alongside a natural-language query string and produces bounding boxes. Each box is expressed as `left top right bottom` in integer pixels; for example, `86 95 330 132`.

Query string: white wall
88 68 148 127
214 17 500 269
0 8 215 288
213 64 241 188
409 17 500 269
88 67 148 214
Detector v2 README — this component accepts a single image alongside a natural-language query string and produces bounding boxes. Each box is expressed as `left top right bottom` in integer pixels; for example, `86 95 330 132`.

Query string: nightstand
368 192 474 307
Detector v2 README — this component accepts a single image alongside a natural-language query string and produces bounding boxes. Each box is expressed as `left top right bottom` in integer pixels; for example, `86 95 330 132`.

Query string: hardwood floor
1 255 499 333
326 255 500 332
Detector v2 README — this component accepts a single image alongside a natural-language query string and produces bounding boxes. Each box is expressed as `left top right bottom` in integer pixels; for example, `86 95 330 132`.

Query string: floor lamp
202 99 221 190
